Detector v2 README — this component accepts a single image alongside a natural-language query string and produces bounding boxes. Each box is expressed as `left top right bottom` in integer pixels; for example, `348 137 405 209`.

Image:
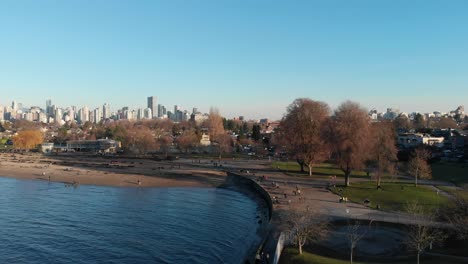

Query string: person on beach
137 179 141 185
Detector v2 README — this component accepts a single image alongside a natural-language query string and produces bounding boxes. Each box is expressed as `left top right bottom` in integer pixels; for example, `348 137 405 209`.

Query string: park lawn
279 248 466 264
436 186 468 200
431 162 468 186
279 248 366 264
272 161 368 178
331 182 449 212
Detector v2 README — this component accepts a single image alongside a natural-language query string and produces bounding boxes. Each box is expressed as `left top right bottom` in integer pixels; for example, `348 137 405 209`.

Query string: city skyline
1 1 468 119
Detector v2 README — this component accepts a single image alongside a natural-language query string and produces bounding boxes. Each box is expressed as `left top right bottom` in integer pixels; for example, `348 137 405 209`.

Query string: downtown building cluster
0 96 209 125
368 105 465 121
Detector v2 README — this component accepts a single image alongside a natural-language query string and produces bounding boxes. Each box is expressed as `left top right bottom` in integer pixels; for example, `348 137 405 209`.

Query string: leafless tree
438 192 468 240
175 130 199 153
346 220 371 264
329 101 371 186
279 98 331 176
284 209 329 255
214 133 233 160
369 121 398 188
408 148 432 187
433 117 458 129
127 126 158 155
405 201 445 264
207 107 225 139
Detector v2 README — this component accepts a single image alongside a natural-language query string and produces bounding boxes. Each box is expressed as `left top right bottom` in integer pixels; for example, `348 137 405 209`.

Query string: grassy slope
330 182 449 212
280 248 467 264
272 161 368 178
436 186 468 200
431 162 468 186
279 248 364 264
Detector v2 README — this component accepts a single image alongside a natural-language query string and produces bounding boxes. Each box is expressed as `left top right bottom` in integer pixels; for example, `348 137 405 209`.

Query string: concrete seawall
225 172 273 263
226 171 273 220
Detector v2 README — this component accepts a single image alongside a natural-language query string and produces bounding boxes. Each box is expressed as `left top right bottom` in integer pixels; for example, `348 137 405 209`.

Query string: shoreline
0 153 274 263
0 153 227 188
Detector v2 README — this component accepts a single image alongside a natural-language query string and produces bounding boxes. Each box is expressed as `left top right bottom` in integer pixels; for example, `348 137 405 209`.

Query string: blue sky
0 0 467 119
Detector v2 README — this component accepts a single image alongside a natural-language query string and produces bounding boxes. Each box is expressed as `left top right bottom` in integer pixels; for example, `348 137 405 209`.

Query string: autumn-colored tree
176 130 199 153
207 107 225 139
127 126 158 155
12 130 44 149
279 98 331 176
329 101 371 186
158 134 173 158
408 148 432 187
369 121 398 188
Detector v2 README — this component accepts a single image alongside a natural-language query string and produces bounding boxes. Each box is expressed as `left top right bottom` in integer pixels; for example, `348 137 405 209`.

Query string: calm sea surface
0 177 265 264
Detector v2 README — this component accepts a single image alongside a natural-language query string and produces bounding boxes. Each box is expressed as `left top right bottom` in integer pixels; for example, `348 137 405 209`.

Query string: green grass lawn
279 248 466 264
436 186 468 200
279 248 364 264
272 161 369 178
330 181 449 212
432 162 468 186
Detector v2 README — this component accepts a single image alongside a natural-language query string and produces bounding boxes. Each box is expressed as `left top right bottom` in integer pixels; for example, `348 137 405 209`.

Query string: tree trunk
377 170 381 188
417 252 420 264
350 246 353 264
308 162 314 176
345 171 351 187
297 159 305 173
415 167 419 187
299 244 303 255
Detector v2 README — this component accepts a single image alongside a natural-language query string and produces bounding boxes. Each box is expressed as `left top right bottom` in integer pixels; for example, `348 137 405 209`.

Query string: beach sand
0 153 227 188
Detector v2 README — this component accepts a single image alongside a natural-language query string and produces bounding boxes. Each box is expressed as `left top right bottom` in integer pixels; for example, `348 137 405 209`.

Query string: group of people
255 251 270 264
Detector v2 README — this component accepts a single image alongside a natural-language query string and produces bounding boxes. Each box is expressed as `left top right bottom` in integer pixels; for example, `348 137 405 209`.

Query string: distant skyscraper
103 103 111 119
93 108 102 124
0 105 4 121
144 108 152 119
46 99 52 116
11 101 18 110
147 96 157 119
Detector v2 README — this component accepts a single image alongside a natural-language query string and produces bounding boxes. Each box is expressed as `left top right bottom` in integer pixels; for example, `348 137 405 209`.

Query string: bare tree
175 130 199 153
408 148 432 187
207 107 225 139
369 121 398 188
329 101 371 186
279 98 331 176
347 220 371 264
438 193 468 240
284 210 329 255
433 117 458 129
127 126 158 155
214 133 233 160
405 201 445 264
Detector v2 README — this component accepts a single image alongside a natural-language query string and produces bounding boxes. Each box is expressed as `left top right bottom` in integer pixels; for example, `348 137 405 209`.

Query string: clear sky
0 0 467 120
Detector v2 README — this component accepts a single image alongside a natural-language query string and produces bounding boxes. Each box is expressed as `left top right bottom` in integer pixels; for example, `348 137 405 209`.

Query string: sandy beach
0 153 228 188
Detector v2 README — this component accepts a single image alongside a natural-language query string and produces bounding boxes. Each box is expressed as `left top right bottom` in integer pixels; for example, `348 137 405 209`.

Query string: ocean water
0 177 265 264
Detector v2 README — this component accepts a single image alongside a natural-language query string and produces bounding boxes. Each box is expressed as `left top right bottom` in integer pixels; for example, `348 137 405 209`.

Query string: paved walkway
178 158 435 225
